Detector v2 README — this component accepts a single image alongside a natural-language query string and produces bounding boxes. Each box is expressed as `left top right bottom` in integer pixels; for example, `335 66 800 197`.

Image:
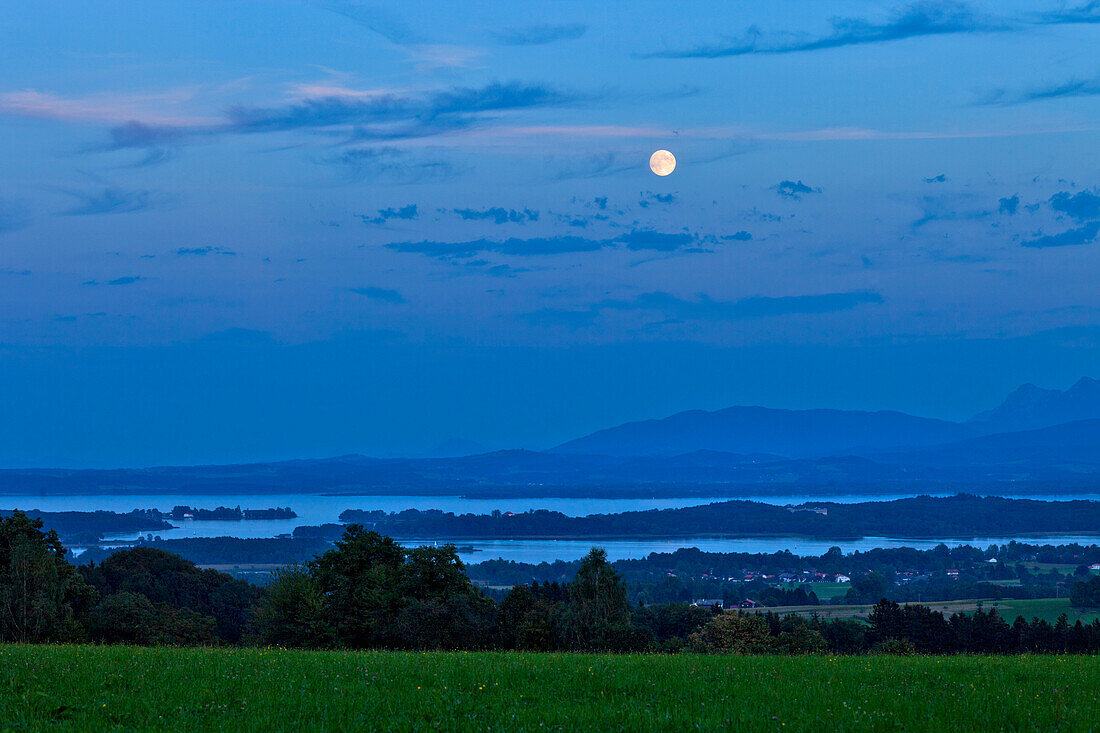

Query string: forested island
163 506 296 520
0 509 173 544
332 495 1100 540
0 506 296 544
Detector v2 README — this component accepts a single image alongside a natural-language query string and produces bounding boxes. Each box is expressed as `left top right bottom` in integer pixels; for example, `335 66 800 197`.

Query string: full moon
649 149 676 176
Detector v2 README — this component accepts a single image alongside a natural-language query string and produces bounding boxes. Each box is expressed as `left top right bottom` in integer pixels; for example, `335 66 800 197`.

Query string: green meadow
2 645 1098 732
767 596 1100 624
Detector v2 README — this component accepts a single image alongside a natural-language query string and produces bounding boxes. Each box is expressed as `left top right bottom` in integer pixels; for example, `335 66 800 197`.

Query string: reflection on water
8 491 1100 564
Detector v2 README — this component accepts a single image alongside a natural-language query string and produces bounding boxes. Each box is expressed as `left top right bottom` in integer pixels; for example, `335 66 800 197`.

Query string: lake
9 490 1100 563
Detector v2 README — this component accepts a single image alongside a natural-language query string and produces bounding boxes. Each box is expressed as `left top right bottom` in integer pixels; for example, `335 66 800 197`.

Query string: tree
391 545 495 650
87 591 159 645
288 527 495 650
688 612 772 654
252 566 330 648
1070 576 1100 609
845 571 891 604
87 591 216 646
308 526 405 648
773 625 828 654
0 510 92 643
80 547 258 643
561 548 638 651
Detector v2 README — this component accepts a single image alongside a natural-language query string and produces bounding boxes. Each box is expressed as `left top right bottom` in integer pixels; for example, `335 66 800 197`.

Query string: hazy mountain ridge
554 378 1100 459
970 377 1100 433
551 406 979 458
1 379 1098 496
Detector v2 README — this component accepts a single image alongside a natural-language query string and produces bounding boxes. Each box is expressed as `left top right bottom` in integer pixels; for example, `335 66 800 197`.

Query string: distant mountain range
552 377 1100 459
1 378 1097 498
970 377 1100 433
551 407 975 458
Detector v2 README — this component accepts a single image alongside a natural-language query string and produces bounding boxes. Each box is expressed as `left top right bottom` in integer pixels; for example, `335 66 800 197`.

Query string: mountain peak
1069 376 1100 393
970 377 1100 432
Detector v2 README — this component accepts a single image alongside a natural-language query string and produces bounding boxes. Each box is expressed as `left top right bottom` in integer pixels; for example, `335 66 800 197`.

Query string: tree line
332 495 1100 540
4 510 1100 654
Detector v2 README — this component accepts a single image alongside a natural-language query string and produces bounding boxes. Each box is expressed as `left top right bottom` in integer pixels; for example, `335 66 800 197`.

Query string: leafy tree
1070 576 1100 609
688 612 772 654
87 591 159 644
496 583 565 651
0 510 92 643
391 545 495 649
252 566 330 648
282 526 495 650
308 526 405 647
87 591 216 646
80 547 258 643
632 603 714 651
560 548 639 651
845 571 891 604
813 617 868 653
773 625 828 654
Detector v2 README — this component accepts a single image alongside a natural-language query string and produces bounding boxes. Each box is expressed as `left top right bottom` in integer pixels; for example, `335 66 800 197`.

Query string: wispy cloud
911 194 992 228
1022 221 1100 248
177 246 236 256
0 89 213 126
599 291 884 319
310 1 418 44
775 180 821 200
329 147 459 184
310 2 486 68
2 79 589 156
384 229 707 259
639 2 1004 59
360 204 419 225
351 286 406 303
979 76 1100 105
226 81 574 134
1036 1 1100 25
386 235 607 258
60 187 159 216
525 290 884 326
84 275 146 286
639 191 676 208
105 120 187 149
1050 189 1100 221
616 230 697 252
492 24 587 46
452 207 538 224
402 44 486 71
640 1 1098 61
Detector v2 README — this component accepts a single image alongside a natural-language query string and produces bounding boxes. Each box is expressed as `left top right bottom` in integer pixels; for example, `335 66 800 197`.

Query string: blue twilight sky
0 1 1098 466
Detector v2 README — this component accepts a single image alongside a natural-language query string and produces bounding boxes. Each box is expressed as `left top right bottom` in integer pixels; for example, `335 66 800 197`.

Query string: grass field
780 581 851 600
766 596 1100 624
2 646 1099 731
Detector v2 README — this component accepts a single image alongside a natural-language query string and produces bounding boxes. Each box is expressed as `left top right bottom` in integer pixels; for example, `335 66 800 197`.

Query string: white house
834 574 851 583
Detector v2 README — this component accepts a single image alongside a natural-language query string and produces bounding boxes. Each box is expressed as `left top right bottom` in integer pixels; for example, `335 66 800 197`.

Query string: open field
2 646 1099 732
780 581 851 600
763 596 1100 624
